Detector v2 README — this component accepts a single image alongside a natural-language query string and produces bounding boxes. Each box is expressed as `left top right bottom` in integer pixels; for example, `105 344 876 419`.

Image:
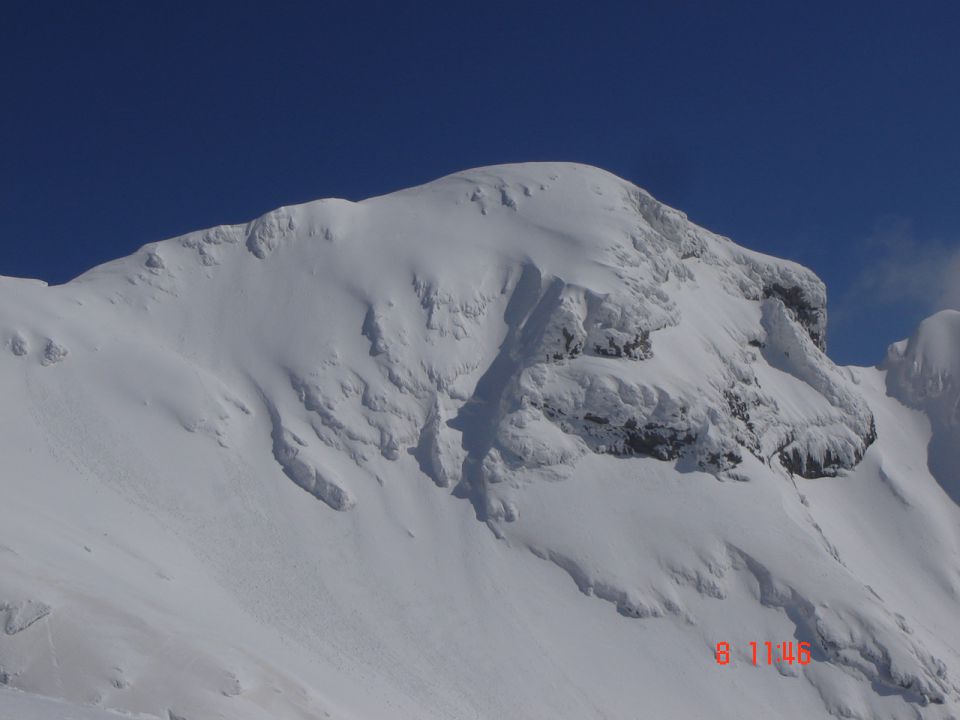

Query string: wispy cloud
939 247 960 310
840 216 960 314
826 216 960 363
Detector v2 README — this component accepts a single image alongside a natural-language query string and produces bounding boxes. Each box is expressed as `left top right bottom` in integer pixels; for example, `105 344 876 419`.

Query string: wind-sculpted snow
461 209 874 495
1 601 51 636
0 163 957 720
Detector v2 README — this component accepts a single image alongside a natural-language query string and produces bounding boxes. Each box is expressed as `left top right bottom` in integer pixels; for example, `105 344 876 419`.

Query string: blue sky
2 1 958 365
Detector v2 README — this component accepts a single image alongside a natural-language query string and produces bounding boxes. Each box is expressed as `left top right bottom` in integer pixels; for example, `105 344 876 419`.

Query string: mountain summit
1 163 958 719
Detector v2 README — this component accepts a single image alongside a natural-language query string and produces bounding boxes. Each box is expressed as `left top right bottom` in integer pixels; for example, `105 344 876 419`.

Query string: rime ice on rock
41 339 68 366
246 207 296 259
145 251 165 270
9 333 28 356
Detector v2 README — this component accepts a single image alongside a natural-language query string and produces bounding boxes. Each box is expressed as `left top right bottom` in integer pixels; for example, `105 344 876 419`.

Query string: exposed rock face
762 282 827 351
449 184 874 492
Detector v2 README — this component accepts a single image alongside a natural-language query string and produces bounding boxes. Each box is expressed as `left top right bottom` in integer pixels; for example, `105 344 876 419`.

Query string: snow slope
0 163 957 719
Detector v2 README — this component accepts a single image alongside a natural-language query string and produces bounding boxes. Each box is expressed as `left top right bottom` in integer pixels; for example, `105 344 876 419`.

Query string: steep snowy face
885 309 960 501
1 163 957 720
363 167 876 518
468 197 876 510
273 166 859 503
11 163 875 513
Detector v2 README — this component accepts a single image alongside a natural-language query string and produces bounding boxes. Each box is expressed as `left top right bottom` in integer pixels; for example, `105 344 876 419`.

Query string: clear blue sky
3 2 959 365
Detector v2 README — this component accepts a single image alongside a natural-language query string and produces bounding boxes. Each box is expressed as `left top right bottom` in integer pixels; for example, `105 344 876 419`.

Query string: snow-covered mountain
885 310 960 506
1 163 957 720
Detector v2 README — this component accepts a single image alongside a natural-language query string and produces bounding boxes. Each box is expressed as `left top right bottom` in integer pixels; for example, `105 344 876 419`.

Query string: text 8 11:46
715 641 811 665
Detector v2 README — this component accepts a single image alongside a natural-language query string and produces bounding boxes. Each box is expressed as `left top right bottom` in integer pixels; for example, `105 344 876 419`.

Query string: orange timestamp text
715 641 812 666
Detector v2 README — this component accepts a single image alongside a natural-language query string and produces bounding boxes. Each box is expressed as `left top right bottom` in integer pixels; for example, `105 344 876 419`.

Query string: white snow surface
0 162 957 719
